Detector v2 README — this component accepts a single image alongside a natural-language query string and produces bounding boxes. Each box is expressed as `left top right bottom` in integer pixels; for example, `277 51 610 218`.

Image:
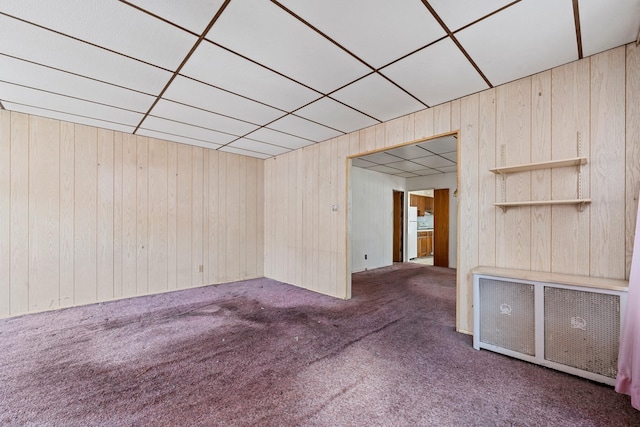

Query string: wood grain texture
192 147 204 286
29 116 60 312
478 89 497 267
590 47 626 279
433 103 451 135
1 111 265 319
551 59 590 275
97 129 114 301
0 111 10 316
136 136 148 294
176 144 192 288
385 117 404 148
626 43 640 279
458 94 479 332
148 138 168 293
74 124 98 305
414 108 434 140
112 132 123 299
167 141 178 289
530 71 552 272
318 141 331 293
10 112 29 314
495 78 532 270
121 134 137 297
295 149 305 285
206 149 218 285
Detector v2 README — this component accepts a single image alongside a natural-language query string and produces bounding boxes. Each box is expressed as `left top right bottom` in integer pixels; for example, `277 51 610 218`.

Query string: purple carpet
0 263 638 426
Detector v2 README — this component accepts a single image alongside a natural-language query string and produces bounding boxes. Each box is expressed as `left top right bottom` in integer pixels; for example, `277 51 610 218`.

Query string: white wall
351 167 406 272
407 172 458 269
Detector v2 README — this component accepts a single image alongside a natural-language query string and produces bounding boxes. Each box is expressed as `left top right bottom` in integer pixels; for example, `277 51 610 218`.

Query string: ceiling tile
125 0 225 34
0 82 143 126
228 138 290 156
0 55 155 113
382 37 489 106
295 97 378 133
277 0 445 68
0 15 172 95
267 115 343 142
440 151 457 163
369 165 403 174
456 0 577 86
396 172 419 178
578 0 640 57
352 158 378 168
428 0 515 32
139 116 237 145
331 73 425 122
385 160 426 172
359 152 404 164
219 145 271 159
414 169 441 176
383 144 433 160
163 76 285 125
149 99 258 136
416 135 457 154
3 102 136 134
181 41 320 111
437 165 458 173
245 128 315 150
136 128 223 150
413 155 455 168
0 0 197 70
206 0 370 93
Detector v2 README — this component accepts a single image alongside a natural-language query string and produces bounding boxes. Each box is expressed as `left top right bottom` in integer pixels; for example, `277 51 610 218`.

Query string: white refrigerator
408 206 417 259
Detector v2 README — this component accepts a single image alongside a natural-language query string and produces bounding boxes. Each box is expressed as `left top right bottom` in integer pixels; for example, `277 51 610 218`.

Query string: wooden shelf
495 199 591 211
490 157 587 175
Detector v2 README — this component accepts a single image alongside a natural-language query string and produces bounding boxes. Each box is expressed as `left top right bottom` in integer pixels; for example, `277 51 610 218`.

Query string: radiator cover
473 272 627 386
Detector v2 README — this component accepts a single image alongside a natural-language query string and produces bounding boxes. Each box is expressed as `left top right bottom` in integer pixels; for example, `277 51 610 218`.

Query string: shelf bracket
500 144 506 204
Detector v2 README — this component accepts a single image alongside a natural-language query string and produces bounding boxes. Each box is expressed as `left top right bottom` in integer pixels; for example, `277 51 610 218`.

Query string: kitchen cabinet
417 230 433 258
410 194 434 216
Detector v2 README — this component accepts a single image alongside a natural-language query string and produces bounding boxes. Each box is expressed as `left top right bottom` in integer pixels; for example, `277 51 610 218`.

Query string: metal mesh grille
544 287 620 378
479 278 535 355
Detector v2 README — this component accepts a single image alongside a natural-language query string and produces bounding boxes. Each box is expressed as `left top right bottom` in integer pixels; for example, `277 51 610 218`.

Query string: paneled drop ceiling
0 0 638 160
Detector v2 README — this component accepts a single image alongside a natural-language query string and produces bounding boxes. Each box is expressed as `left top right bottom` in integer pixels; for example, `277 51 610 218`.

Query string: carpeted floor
0 263 638 426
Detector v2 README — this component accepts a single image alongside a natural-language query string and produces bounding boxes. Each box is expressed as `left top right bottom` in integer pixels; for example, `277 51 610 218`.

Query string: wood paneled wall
0 110 264 318
263 44 640 334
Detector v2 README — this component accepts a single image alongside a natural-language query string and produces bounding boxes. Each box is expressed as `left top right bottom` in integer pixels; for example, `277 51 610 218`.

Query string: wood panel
318 141 331 292
59 122 74 307
192 147 204 286
167 140 178 289
136 136 148 294
626 43 640 279
226 153 241 283
29 116 60 312
97 129 114 301
0 111 10 316
530 71 552 272
414 108 434 140
294 149 305 285
0 110 265 319
495 78 532 270
216 151 228 283
176 144 192 288
433 103 451 135
121 134 137 297
112 132 123 299
477 88 497 268
74 124 98 305
589 47 625 279
457 94 479 332
551 59 590 275
10 112 29 314
148 138 168 293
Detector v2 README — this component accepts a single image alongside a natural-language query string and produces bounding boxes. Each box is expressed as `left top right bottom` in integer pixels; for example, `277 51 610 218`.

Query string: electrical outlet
364 254 367 260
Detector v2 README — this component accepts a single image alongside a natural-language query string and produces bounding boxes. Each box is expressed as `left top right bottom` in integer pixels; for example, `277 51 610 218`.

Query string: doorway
393 191 404 262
